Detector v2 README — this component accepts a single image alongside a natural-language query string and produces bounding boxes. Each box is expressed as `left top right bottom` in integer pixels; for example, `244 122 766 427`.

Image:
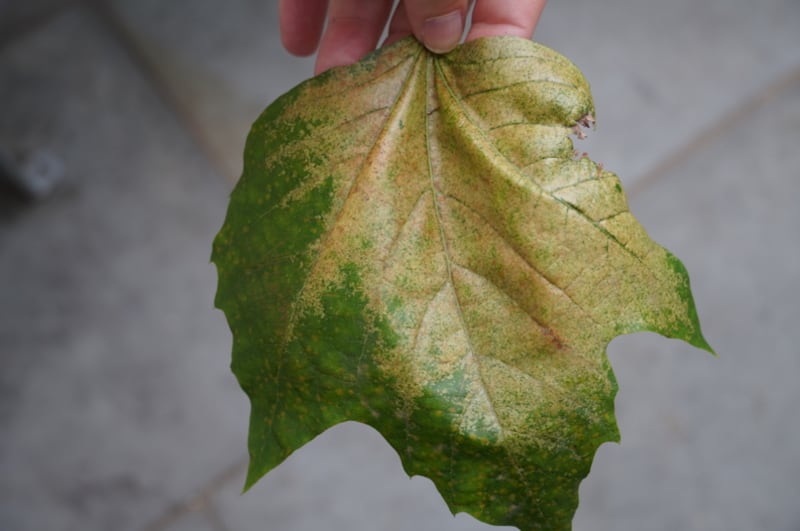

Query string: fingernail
422 10 463 54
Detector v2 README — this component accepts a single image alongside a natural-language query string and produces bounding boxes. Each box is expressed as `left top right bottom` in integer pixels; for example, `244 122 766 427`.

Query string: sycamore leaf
212 36 712 531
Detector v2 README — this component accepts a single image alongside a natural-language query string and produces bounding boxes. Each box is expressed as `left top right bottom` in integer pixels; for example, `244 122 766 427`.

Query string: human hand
279 0 548 75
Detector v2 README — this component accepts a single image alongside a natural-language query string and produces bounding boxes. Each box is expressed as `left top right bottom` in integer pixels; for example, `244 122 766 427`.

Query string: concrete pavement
2 2 799 530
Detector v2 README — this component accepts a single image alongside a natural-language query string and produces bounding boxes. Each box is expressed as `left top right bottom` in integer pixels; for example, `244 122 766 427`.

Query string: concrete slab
106 0 314 182
573 74 800 531
2 2 797 531
0 7 245 531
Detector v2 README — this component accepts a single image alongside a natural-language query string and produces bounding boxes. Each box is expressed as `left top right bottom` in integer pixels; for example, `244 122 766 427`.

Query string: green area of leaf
212 36 712 531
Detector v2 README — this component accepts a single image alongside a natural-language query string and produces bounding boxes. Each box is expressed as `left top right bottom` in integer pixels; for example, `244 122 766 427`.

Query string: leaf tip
664 251 716 356
692 332 717 358
242 459 266 494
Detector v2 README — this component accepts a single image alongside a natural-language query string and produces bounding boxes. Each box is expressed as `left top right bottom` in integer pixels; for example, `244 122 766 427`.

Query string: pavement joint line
206 501 235 531
142 456 248 531
82 0 235 188
626 63 800 198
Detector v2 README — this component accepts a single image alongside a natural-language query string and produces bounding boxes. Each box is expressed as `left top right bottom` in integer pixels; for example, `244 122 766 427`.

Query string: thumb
402 0 470 54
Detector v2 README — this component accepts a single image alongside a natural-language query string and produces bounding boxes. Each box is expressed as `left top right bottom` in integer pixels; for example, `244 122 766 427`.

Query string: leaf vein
460 78 580 101
426 57 504 435
439 191 601 328
434 57 646 268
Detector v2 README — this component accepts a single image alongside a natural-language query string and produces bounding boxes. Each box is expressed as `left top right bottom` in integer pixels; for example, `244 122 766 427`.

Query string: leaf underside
212 36 711 531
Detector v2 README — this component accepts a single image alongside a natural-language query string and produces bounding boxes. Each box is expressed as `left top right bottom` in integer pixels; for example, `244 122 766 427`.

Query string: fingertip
466 22 531 42
466 0 547 42
401 0 469 54
313 0 394 74
283 35 321 58
421 10 464 54
279 0 327 56
313 19 378 74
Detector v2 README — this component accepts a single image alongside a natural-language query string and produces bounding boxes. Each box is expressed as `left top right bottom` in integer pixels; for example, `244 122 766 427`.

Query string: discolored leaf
212 36 712 530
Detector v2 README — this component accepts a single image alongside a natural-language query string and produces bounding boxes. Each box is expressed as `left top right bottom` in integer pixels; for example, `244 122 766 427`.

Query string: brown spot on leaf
543 327 565 351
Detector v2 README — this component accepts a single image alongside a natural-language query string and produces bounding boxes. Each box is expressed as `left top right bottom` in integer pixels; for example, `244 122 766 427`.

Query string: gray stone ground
1 2 799 530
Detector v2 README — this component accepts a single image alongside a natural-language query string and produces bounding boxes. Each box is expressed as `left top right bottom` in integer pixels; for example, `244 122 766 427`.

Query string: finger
279 0 329 56
466 0 547 41
315 0 395 74
402 0 471 54
384 2 412 48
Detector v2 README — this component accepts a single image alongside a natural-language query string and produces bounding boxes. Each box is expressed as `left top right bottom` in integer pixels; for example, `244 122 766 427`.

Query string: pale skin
279 0 548 75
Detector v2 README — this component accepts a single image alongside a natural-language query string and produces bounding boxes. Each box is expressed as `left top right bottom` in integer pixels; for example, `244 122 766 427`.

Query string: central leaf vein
425 55 503 435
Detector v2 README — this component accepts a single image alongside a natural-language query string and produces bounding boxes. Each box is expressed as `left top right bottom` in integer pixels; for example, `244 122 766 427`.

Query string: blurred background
1 1 798 530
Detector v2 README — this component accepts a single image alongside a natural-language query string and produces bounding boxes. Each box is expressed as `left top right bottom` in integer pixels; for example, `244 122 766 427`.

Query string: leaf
212 36 712 531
